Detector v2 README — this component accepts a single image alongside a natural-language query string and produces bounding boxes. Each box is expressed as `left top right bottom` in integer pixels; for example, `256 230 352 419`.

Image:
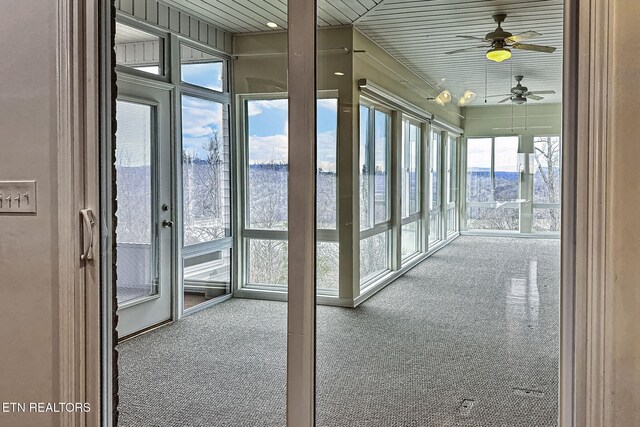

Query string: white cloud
248 134 288 164
247 99 288 117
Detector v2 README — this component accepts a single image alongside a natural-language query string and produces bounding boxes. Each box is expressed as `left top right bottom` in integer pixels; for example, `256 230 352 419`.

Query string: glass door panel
115 101 157 304
115 82 172 338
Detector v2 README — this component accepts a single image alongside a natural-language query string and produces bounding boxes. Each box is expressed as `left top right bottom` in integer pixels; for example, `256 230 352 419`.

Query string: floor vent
458 399 475 416
513 388 545 398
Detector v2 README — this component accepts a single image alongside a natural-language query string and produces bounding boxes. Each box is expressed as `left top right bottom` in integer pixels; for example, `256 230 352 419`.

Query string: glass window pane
533 208 561 232
429 212 441 244
494 136 519 202
317 242 339 290
360 232 389 285
181 96 230 246
533 136 562 204
181 45 225 91
402 122 420 218
401 221 419 259
247 238 288 286
183 249 231 309
448 136 457 204
467 138 492 203
430 131 441 209
467 207 519 231
317 99 338 230
409 124 420 214
246 99 289 230
115 23 162 75
359 106 371 230
374 110 390 224
115 101 157 304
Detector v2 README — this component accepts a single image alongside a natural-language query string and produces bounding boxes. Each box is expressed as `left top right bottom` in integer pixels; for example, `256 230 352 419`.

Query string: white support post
287 0 317 424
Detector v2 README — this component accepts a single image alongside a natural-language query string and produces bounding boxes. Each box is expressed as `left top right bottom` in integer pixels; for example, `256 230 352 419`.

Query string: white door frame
55 0 613 425
114 79 174 338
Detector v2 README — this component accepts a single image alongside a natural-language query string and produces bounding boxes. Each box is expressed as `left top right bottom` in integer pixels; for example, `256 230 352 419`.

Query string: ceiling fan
487 75 556 104
445 14 557 62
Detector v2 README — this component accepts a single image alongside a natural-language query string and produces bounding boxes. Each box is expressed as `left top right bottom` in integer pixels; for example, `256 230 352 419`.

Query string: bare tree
533 136 561 231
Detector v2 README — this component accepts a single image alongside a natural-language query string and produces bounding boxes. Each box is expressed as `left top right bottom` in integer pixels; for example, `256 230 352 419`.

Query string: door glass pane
181 96 230 246
115 100 157 304
494 136 519 202
180 45 225 91
115 23 162 75
183 249 231 309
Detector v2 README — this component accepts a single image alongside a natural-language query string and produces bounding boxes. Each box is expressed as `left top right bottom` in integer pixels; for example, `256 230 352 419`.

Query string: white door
115 80 173 337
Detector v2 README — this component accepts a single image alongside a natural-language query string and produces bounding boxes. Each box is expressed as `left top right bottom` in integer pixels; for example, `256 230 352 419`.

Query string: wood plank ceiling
164 0 563 105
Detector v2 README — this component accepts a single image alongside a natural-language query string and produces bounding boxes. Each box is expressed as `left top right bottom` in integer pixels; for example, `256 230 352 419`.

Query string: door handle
80 208 95 261
162 220 174 228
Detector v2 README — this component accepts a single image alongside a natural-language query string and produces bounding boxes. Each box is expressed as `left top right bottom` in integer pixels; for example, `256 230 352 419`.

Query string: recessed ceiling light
267 22 278 28
334 71 344 76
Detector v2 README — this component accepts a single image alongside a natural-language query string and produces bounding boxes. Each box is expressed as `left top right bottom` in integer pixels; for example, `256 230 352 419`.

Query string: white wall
0 1 58 426
462 103 562 137
607 1 640 424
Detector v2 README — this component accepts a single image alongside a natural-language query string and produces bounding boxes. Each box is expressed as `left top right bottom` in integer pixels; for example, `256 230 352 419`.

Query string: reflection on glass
181 45 224 91
115 101 157 304
360 232 389 286
247 238 288 286
115 23 161 75
183 249 231 310
181 96 230 246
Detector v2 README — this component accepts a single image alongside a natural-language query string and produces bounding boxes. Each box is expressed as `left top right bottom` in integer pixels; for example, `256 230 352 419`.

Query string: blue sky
247 98 338 171
181 62 223 91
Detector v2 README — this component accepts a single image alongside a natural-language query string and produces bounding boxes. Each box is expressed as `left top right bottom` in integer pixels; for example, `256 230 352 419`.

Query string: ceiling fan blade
498 96 512 103
512 43 556 53
485 93 511 98
505 31 540 43
529 90 556 95
455 35 488 41
444 45 487 55
527 94 544 101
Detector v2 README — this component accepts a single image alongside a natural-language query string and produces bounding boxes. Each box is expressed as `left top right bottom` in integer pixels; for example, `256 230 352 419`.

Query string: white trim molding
57 0 102 425
562 0 611 426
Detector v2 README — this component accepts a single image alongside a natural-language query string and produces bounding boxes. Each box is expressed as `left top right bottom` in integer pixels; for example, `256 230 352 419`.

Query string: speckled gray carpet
118 236 559 426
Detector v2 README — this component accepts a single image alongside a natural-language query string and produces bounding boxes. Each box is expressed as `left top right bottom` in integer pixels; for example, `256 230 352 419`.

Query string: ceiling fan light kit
486 46 511 62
